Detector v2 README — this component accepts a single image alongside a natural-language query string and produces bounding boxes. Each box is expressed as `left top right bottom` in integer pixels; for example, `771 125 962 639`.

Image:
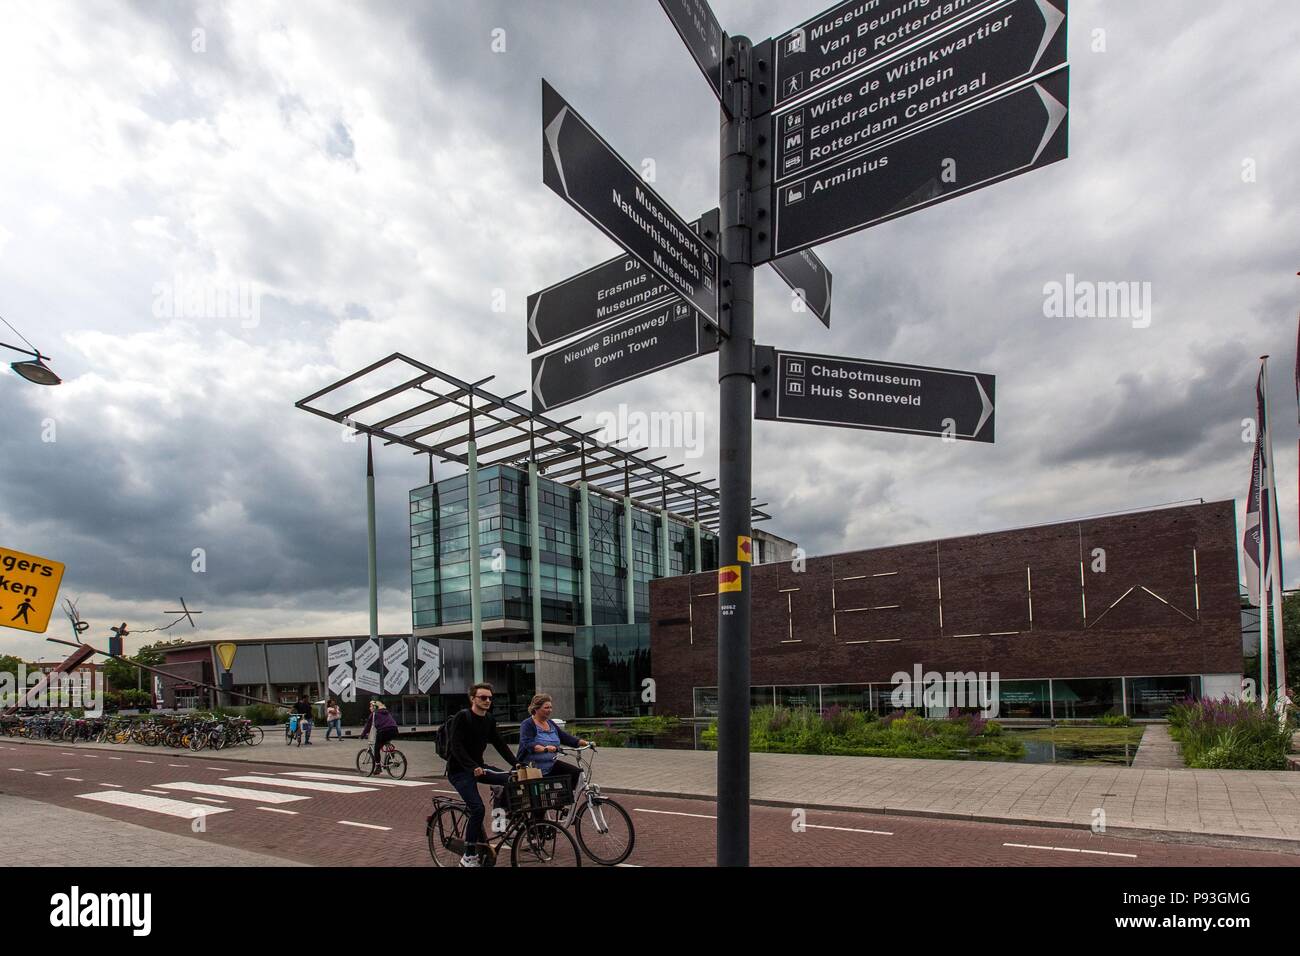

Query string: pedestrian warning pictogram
0 546 65 634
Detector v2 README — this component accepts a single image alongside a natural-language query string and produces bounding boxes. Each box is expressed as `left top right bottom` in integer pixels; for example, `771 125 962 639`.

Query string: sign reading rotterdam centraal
755 346 995 442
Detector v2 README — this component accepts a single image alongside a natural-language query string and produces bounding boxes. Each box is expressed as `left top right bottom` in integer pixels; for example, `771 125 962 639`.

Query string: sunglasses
475 695 493 702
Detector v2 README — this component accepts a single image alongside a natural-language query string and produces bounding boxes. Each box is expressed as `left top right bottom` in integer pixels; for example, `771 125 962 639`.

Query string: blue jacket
516 716 579 767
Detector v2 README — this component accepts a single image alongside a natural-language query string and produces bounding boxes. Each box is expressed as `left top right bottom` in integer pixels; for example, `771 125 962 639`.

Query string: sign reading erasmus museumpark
755 346 994 442
542 80 720 331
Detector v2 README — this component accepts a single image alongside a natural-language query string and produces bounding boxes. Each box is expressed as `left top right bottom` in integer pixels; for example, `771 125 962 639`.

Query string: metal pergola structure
295 353 770 677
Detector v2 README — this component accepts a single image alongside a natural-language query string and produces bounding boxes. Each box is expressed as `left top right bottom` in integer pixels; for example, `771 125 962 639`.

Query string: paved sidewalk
10 735 1300 851
1129 724 1184 769
0 793 304 866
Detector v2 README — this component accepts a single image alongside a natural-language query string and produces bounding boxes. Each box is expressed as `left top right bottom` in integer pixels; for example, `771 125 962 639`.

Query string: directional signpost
758 66 1068 260
532 300 715 412
532 0 1069 868
542 80 721 332
764 0 1066 185
755 347 995 441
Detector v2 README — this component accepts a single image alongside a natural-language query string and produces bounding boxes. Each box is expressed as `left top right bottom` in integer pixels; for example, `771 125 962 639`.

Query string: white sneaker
458 854 481 868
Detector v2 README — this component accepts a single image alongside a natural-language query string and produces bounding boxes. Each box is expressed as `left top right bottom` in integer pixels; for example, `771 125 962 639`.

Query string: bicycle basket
505 776 574 813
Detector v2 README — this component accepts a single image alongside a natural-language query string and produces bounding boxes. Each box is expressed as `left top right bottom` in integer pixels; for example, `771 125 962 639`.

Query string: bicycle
285 714 304 746
425 771 581 868
356 740 408 780
541 745 635 866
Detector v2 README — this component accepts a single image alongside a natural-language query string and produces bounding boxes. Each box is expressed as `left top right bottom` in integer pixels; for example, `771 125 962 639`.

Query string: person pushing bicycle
444 682 519 867
359 700 398 776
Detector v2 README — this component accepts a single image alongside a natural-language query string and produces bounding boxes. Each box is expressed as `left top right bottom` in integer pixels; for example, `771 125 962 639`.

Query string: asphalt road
2 742 1295 867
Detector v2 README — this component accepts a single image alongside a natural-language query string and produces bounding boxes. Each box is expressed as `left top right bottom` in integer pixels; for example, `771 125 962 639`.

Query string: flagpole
1258 357 1271 710
1261 357 1289 705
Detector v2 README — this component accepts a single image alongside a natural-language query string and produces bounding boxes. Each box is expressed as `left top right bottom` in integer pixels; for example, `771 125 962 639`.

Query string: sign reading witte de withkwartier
755 346 994 441
542 80 720 331
531 300 716 412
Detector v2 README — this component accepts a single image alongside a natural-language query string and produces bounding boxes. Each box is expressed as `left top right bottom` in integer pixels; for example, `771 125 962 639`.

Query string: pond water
578 724 1139 766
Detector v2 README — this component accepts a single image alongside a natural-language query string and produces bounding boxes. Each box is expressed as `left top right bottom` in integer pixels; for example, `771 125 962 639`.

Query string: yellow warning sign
215 642 238 671
718 565 743 593
737 535 753 563
0 546 65 634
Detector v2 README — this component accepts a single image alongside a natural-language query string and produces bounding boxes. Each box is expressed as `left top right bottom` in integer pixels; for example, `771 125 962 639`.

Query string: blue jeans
447 766 512 854
326 719 342 739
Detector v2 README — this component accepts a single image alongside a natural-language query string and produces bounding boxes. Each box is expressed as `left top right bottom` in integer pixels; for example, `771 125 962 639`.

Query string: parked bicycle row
0 712 265 750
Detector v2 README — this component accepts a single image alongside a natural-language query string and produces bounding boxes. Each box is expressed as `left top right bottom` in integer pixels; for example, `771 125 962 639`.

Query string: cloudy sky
1 0 1296 660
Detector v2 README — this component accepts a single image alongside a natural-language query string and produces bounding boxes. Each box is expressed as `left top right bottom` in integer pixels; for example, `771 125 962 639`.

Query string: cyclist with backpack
437 682 518 867
359 700 398 776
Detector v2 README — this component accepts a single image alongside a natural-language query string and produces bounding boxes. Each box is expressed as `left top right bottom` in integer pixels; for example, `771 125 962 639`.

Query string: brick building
649 500 1242 720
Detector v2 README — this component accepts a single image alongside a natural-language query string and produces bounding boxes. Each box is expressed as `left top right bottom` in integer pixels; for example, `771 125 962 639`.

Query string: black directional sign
760 0 1001 114
755 346 994 442
542 80 721 331
771 0 1066 183
761 65 1067 260
659 0 725 102
531 300 717 413
769 247 833 328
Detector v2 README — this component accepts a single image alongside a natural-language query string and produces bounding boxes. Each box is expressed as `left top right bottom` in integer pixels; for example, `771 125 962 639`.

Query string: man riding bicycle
444 682 518 867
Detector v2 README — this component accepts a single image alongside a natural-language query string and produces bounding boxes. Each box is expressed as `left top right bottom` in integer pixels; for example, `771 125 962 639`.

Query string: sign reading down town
770 0 1066 183
531 300 717 412
762 65 1068 260
754 346 995 442
761 0 1002 112
542 80 720 332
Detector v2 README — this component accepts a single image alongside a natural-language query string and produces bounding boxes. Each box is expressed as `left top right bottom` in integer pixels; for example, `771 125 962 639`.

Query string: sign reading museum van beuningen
754 346 995 442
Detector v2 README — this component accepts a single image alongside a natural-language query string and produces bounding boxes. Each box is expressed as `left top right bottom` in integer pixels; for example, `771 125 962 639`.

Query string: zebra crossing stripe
77 791 233 819
156 782 310 804
221 775 377 794
283 771 432 788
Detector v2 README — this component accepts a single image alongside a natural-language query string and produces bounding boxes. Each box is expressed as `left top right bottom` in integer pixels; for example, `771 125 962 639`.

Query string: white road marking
77 790 232 819
8 768 24 772
805 824 893 836
141 789 169 795
205 767 230 772
283 771 432 788
64 777 84 782
61 753 77 756
632 808 717 820
34 772 52 777
157 782 310 804
98 783 123 788
83 755 98 758
108 757 122 761
1003 842 1137 859
222 775 377 794
257 807 299 815
136 760 154 764
168 764 186 768
192 797 227 804
338 821 391 831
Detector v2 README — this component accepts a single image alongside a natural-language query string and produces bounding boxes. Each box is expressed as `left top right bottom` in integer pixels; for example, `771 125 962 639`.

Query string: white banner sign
382 638 409 670
416 638 440 664
353 639 380 672
328 663 354 693
383 663 411 696
327 642 353 667
417 659 440 694
354 668 381 695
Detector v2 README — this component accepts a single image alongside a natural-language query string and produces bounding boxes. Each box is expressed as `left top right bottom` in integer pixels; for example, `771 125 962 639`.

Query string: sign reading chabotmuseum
0 546 65 634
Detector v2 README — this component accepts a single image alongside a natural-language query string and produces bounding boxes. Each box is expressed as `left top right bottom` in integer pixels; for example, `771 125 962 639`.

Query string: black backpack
435 710 461 761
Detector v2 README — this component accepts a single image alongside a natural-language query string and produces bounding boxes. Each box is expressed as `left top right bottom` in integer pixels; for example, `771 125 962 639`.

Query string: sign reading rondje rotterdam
755 346 994 442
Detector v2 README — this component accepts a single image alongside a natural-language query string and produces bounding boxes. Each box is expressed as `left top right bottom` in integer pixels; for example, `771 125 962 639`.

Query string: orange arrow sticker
737 535 752 563
718 565 742 592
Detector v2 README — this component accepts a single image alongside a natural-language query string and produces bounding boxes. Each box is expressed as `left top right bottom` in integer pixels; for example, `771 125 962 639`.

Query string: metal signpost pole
366 437 379 651
717 33 755 867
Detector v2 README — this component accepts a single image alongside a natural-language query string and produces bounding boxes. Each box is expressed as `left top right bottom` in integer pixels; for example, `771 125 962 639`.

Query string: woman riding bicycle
359 700 398 776
516 693 589 795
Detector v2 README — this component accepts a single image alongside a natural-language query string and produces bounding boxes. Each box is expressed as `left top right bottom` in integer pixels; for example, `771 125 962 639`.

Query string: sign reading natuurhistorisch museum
768 0 1066 183
760 0 1002 112
531 300 717 412
754 346 995 442
542 80 720 331
0 546 65 634
762 65 1068 259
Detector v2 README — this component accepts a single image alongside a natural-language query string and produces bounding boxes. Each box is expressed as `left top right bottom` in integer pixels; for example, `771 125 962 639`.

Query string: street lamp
1 315 61 386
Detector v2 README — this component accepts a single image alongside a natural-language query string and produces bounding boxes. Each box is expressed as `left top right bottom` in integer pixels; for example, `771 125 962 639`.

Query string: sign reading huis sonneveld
755 346 994 442
542 80 720 331
771 0 1066 183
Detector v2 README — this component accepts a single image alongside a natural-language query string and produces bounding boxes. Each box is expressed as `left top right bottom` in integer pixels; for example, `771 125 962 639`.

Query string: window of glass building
573 623 651 718
1127 675 1200 719
1050 677 1123 719
820 684 871 712
750 685 774 709
693 686 720 718
994 679 1051 719
775 684 820 710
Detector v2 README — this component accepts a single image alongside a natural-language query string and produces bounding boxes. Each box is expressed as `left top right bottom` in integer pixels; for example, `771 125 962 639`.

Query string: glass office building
410 463 726 720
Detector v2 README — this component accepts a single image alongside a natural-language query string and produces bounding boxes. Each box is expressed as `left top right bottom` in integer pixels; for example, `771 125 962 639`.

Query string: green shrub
1169 695 1291 770
1094 713 1132 727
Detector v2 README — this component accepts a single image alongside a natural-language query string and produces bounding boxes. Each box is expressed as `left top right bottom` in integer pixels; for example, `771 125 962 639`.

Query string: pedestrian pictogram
0 546 65 634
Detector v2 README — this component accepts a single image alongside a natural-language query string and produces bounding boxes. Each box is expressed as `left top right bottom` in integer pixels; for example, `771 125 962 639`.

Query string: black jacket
445 708 516 775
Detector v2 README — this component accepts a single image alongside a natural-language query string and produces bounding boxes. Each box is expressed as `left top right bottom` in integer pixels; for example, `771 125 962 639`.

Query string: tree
103 638 188 692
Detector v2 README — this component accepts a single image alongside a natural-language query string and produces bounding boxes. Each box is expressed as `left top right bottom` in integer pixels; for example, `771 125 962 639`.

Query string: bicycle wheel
246 726 263 747
574 796 635 866
356 748 375 775
511 820 580 868
385 750 407 780
427 805 471 867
